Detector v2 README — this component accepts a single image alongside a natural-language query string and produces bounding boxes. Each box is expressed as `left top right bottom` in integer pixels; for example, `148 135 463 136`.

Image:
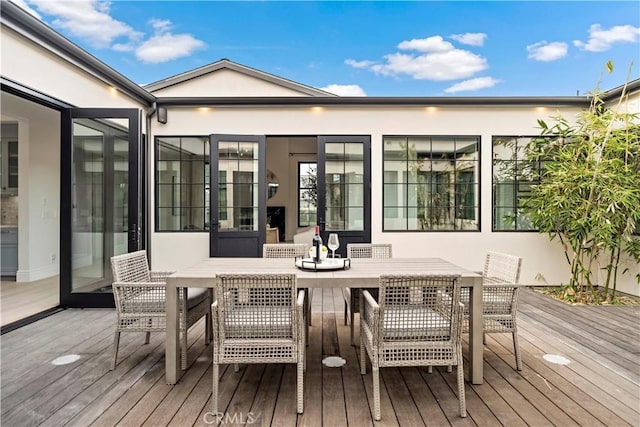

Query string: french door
61 109 141 307
209 134 266 257
317 136 371 256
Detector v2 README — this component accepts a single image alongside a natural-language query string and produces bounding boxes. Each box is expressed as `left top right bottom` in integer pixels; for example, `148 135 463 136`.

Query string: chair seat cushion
383 307 451 340
224 306 292 338
186 287 209 309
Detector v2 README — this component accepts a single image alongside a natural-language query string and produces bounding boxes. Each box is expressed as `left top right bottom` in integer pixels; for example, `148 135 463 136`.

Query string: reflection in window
383 136 479 231
325 143 364 231
156 136 209 231
492 136 544 231
298 162 317 227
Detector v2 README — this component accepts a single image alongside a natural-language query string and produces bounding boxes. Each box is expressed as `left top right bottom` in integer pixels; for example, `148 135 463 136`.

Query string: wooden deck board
1 288 638 427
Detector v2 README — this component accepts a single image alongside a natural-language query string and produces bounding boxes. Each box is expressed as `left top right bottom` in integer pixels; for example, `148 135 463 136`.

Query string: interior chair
211 273 305 415
110 250 211 370
462 251 523 371
359 274 466 420
342 243 392 345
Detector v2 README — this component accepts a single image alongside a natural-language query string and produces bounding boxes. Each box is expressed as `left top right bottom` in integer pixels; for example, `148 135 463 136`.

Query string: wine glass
327 233 340 258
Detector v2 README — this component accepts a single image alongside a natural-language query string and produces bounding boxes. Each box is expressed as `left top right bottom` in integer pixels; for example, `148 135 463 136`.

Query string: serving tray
295 257 351 271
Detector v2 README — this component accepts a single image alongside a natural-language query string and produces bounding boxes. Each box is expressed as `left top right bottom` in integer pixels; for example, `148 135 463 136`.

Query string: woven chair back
263 243 309 258
347 243 392 259
216 273 298 341
111 250 151 282
483 251 522 284
377 274 461 342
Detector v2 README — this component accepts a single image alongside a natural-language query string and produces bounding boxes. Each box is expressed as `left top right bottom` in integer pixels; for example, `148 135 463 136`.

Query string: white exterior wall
1 26 146 112
150 104 639 295
149 69 314 97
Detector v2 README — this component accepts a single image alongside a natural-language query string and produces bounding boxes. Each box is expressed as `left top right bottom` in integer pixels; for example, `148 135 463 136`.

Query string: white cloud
136 33 206 64
527 41 568 61
573 24 640 52
29 0 142 48
320 84 367 96
398 36 454 52
27 1 206 64
444 77 500 93
449 33 487 47
371 50 487 81
345 59 375 68
346 35 488 82
134 18 206 64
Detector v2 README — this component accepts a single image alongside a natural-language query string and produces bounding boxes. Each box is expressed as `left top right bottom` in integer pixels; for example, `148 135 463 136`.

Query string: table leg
165 279 180 384
469 276 484 384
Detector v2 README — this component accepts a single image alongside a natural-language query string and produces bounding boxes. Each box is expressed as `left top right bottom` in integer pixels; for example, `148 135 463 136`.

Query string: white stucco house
1 0 638 312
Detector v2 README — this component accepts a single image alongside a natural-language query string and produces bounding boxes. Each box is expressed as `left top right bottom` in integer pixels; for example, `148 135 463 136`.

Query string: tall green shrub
524 63 640 303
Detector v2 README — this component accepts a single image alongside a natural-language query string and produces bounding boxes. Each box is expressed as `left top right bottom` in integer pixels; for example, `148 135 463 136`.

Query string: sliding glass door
61 109 141 307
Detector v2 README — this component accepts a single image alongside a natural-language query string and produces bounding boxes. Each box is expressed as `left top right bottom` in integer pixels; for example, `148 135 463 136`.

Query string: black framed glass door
317 136 371 256
210 134 266 257
61 108 141 307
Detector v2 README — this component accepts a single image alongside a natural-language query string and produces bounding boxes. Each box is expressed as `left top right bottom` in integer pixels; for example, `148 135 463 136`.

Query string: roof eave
1 0 155 106
156 96 591 107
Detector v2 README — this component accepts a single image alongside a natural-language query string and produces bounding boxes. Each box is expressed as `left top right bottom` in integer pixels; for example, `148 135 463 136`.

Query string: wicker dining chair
263 243 312 327
360 274 466 420
110 250 211 370
212 273 305 415
462 251 523 371
342 243 392 345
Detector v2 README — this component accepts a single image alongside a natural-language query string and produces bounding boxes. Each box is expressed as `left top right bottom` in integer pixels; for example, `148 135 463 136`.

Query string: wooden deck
1 288 638 426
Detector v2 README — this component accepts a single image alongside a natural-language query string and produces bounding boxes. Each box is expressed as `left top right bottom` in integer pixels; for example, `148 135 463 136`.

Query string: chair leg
349 310 356 346
344 301 348 325
373 366 381 421
212 362 219 416
427 366 433 374
447 365 452 373
307 289 313 327
513 330 523 371
205 312 212 345
457 363 467 417
144 331 151 345
234 363 240 372
181 329 188 370
360 333 367 375
297 360 304 414
110 331 121 371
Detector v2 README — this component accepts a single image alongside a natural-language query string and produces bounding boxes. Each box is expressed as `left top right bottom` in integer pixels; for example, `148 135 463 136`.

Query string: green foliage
524 62 640 303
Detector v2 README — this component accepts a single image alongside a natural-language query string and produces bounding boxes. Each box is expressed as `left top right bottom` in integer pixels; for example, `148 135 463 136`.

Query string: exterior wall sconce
157 106 167 124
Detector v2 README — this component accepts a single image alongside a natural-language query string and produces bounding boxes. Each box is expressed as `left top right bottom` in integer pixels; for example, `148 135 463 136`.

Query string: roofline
602 78 640 102
156 96 591 108
1 0 155 106
143 59 337 97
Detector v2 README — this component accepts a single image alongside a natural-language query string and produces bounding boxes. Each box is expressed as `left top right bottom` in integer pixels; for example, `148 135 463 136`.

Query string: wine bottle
312 225 322 263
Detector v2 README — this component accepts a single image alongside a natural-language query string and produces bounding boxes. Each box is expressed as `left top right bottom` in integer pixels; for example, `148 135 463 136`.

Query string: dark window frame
382 135 481 232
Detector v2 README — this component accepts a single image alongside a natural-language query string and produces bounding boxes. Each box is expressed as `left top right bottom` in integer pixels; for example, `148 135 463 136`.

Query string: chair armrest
112 282 167 314
296 290 306 344
361 290 380 337
150 271 175 282
211 300 220 346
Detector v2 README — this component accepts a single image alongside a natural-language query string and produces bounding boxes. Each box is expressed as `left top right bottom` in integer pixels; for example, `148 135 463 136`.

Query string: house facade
1 0 638 312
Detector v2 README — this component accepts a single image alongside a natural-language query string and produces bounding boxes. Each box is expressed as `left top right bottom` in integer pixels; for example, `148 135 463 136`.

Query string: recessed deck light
322 356 346 367
51 354 81 365
542 354 570 365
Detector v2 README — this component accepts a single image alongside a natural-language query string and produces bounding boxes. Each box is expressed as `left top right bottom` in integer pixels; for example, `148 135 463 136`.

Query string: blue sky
14 1 640 96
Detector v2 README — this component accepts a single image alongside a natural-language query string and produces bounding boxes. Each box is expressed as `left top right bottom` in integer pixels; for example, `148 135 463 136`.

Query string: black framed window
298 162 317 227
492 136 544 231
383 136 479 231
156 136 209 231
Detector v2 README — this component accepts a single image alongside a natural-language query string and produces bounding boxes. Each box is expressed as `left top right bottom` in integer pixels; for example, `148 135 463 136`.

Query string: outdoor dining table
165 257 484 385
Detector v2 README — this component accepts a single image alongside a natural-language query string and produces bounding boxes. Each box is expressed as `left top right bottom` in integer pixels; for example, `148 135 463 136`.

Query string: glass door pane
71 119 130 293
317 136 371 256
210 134 265 257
